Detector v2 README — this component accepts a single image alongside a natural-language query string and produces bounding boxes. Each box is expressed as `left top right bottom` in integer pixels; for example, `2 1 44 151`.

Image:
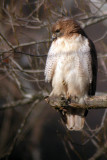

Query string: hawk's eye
56 29 60 33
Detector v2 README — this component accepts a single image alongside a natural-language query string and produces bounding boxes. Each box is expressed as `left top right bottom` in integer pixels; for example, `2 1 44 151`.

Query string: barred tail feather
66 114 85 131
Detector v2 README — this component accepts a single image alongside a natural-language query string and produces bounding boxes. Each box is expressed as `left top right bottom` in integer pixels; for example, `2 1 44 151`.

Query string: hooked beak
52 33 57 40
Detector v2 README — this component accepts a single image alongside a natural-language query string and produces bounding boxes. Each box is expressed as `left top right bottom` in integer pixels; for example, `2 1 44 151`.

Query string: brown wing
88 39 97 96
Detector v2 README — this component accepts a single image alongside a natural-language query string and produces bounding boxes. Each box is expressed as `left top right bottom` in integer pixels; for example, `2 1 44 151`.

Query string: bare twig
94 31 107 42
89 143 107 160
0 39 52 56
79 14 107 28
14 51 47 58
0 94 44 111
0 99 40 159
0 32 14 50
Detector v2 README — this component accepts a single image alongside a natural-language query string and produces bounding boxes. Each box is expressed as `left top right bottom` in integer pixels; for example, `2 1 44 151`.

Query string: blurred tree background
0 0 107 160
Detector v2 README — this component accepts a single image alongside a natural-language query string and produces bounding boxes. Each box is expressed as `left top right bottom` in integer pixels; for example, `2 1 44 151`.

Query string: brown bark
45 95 107 110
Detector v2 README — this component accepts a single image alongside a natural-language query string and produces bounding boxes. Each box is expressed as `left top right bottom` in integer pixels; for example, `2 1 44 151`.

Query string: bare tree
0 0 107 159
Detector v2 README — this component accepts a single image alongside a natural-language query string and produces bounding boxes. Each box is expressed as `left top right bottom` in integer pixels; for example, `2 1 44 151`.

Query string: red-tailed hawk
45 18 97 131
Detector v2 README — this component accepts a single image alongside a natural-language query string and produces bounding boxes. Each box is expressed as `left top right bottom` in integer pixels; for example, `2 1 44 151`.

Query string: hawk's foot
70 96 79 103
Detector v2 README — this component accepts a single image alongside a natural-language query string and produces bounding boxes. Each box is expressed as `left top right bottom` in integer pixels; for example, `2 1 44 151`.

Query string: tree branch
79 14 107 28
0 94 44 111
0 32 14 50
45 95 107 110
0 99 39 159
0 37 52 55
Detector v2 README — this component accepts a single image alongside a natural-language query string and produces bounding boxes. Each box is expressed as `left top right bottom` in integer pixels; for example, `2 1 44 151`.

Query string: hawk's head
52 18 84 40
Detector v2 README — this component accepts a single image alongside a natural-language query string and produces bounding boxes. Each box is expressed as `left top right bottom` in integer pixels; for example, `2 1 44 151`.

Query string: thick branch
45 95 107 110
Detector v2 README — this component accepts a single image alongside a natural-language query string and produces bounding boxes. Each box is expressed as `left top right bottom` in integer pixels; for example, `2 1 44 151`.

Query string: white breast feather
45 35 92 99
